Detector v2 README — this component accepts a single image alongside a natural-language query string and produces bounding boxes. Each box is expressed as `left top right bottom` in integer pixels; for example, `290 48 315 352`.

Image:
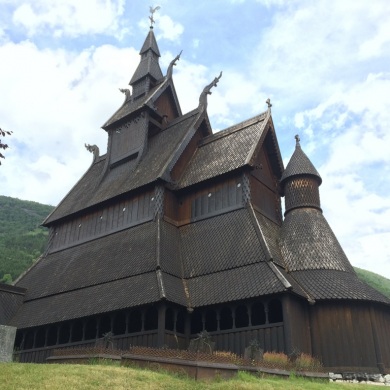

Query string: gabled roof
102 78 176 129
44 110 200 225
176 111 282 189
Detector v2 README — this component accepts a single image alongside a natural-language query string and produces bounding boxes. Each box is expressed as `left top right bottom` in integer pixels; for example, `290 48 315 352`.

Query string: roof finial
149 5 161 28
295 134 300 146
266 98 272 111
198 71 223 108
166 50 182 79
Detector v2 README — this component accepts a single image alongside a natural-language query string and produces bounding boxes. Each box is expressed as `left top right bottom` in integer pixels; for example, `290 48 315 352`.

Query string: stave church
1 18 390 372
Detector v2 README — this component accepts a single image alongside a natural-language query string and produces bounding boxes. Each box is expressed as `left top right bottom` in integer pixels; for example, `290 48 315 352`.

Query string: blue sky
0 0 390 278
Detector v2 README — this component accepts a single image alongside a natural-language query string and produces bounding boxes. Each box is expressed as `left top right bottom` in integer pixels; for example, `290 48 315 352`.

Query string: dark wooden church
1 23 390 372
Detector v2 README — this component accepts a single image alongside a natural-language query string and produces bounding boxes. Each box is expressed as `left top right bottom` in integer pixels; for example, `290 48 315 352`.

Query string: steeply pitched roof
280 208 354 273
17 222 158 301
14 205 307 328
280 140 321 185
139 27 160 56
180 209 268 278
291 269 390 303
10 273 161 328
177 112 271 189
187 262 286 307
129 55 163 85
44 110 200 225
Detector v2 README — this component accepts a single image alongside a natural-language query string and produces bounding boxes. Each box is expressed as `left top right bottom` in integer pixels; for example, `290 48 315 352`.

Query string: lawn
0 363 385 390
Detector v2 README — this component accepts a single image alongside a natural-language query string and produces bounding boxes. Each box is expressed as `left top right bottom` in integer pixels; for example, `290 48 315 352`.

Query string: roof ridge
199 111 267 147
165 108 199 128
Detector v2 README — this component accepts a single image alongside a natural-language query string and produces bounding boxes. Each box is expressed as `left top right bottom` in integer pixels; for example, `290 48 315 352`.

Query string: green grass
355 267 390 298
0 363 385 390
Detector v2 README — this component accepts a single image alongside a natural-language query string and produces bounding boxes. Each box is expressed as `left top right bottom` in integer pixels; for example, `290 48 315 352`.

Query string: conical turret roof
280 135 321 185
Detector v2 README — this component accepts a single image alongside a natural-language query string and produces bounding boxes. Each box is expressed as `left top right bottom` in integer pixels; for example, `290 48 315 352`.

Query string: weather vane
149 5 161 27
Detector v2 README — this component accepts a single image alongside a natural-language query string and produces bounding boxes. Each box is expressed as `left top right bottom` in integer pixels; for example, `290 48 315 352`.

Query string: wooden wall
309 301 390 371
208 324 284 356
165 175 244 226
50 190 155 252
154 90 178 123
250 146 281 224
282 294 312 356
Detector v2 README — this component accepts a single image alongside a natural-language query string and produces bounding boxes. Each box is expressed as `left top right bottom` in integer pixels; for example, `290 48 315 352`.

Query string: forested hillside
0 195 390 299
0 195 54 284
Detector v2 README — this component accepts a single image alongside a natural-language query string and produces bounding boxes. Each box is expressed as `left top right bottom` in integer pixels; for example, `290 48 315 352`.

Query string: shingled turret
279 137 387 304
280 135 322 214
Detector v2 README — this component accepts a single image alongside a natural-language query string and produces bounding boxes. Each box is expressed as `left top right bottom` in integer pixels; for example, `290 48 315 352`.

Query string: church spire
129 11 163 99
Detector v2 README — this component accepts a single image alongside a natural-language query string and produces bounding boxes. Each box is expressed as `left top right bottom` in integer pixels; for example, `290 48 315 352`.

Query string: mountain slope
0 195 54 283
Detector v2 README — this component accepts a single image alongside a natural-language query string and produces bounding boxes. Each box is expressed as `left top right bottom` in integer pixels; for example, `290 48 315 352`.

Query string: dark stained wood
171 129 202 182
154 89 179 124
308 301 387 370
250 175 279 223
50 190 155 252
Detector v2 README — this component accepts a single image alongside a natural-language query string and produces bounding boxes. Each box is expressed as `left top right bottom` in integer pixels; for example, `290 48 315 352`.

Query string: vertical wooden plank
140 195 146 221
132 197 139 223
215 187 222 211
221 182 229 209
195 196 201 218
126 198 133 225
228 183 235 206
200 192 209 215
144 192 151 219
209 187 216 214
264 328 271 352
117 200 124 228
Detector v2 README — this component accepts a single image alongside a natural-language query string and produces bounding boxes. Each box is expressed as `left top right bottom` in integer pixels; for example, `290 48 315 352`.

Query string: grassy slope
355 267 390 298
0 363 384 390
0 195 54 283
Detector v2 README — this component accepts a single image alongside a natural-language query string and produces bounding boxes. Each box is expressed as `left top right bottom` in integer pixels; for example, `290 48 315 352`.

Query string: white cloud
252 0 390 114
292 72 390 278
11 0 128 39
138 14 184 43
0 40 139 205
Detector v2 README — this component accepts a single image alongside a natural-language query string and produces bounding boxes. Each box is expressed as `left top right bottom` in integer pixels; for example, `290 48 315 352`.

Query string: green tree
0 127 12 164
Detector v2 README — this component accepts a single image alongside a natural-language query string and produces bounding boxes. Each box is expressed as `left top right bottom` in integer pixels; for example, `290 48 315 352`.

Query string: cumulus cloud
11 0 128 39
0 40 139 204
292 73 390 277
138 13 184 42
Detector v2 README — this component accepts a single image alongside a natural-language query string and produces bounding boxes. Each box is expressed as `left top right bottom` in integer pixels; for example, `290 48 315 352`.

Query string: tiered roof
10 25 390 331
280 137 389 304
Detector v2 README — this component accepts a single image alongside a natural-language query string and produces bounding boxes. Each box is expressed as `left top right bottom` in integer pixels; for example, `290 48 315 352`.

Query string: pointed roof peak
280 135 322 185
139 27 161 57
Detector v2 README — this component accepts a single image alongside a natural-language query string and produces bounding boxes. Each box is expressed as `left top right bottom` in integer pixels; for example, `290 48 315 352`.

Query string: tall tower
279 135 354 277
